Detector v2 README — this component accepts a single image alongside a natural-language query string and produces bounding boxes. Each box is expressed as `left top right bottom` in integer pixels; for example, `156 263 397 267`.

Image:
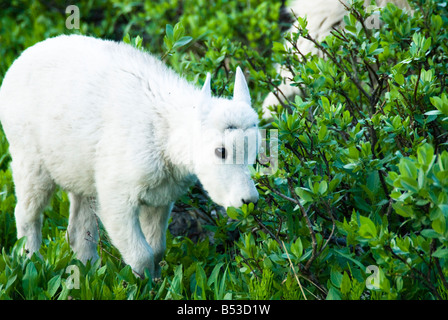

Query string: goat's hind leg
67 193 99 264
139 203 173 278
11 158 55 256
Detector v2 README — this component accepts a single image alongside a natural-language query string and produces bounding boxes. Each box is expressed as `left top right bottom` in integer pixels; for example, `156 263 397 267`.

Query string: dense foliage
0 0 447 300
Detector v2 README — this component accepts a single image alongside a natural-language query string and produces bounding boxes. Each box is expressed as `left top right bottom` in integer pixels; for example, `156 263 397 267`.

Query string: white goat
0 35 260 278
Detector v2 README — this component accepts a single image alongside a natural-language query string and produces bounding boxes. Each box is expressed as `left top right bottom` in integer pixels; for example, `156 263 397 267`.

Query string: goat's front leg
97 194 155 278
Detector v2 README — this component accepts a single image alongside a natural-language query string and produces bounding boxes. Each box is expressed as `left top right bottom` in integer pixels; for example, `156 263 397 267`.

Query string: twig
88 197 124 266
413 65 422 104
259 177 318 272
316 201 336 258
89 198 104 263
238 254 261 280
434 257 448 292
253 215 282 246
282 241 307 300
385 244 442 299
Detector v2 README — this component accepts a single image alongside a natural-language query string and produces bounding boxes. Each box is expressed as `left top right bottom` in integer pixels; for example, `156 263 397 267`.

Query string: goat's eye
215 147 227 159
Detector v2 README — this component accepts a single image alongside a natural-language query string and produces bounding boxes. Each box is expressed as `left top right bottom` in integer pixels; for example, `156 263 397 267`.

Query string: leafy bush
244 0 448 299
0 0 447 300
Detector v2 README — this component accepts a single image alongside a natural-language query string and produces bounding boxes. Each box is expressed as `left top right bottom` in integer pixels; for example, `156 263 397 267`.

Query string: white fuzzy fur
262 0 411 118
0 34 260 277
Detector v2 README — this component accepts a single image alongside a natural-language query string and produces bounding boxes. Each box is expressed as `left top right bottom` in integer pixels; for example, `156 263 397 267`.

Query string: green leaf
326 287 342 300
219 268 229 300
295 187 314 202
330 269 343 288
329 174 342 192
5 274 17 292
173 22 185 40
417 143 435 169
173 36 193 49
430 93 448 115
165 24 174 40
207 262 225 288
398 158 417 179
195 263 208 299
340 272 351 295
366 172 380 195
163 36 173 51
167 264 184 300
321 96 330 109
318 125 328 141
163 24 175 51
358 215 377 239
423 37 432 52
134 35 143 49
272 41 286 53
399 176 419 193
226 207 239 219
392 202 414 218
46 275 62 298
290 237 303 259
58 282 70 300
421 229 441 239
394 73 405 86
432 248 448 259
312 181 320 194
123 33 131 44
432 215 446 235
438 204 448 217
424 110 442 116
22 262 39 299
334 249 366 270
348 146 360 160
318 180 328 195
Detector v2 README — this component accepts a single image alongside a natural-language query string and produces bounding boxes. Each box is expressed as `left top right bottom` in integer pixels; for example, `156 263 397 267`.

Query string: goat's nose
242 198 258 207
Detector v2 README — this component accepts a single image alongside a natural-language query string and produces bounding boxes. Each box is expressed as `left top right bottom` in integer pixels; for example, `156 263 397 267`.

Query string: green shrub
243 0 448 299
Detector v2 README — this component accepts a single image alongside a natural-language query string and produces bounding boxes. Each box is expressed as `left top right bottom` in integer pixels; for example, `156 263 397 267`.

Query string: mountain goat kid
0 35 260 278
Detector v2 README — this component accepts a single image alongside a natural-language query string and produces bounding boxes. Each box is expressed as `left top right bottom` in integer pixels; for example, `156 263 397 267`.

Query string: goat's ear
233 66 251 105
201 72 212 98
199 72 212 114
